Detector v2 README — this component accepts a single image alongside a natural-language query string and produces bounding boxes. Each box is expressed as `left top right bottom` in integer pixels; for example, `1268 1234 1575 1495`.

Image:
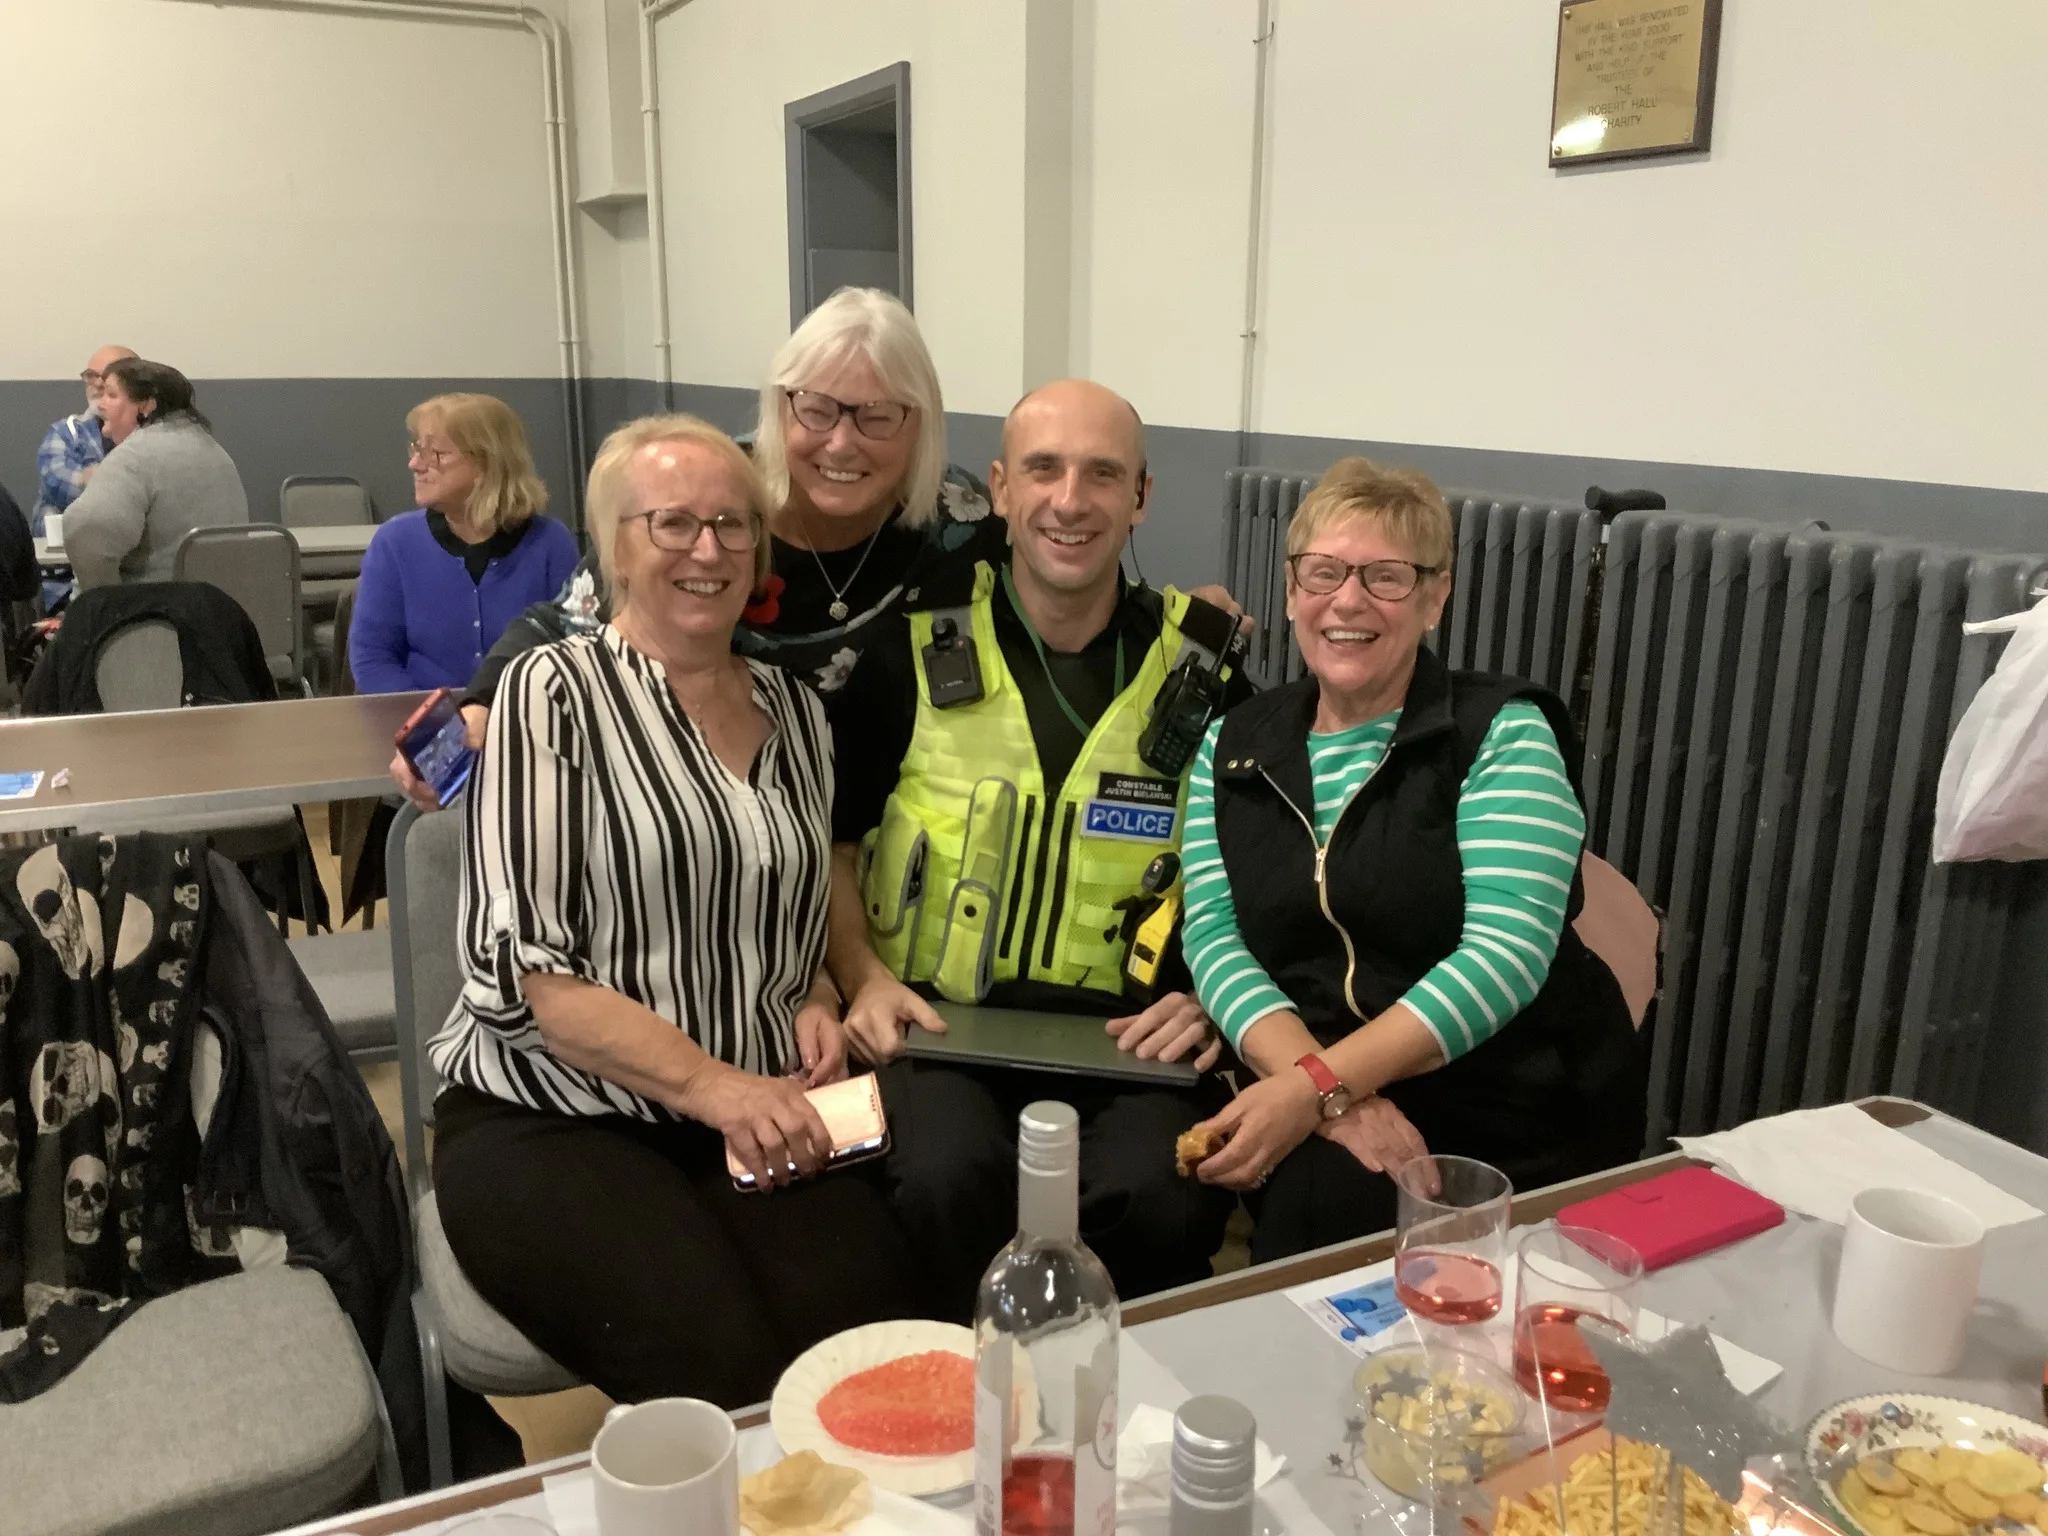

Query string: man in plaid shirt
33 344 136 535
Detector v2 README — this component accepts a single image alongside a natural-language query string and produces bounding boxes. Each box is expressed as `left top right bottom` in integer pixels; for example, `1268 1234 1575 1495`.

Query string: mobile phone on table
397 688 477 805
726 1073 891 1191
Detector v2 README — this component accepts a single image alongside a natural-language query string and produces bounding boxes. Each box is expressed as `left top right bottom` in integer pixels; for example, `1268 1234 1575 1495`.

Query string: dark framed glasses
627 506 760 553
785 389 913 441
1287 553 1441 601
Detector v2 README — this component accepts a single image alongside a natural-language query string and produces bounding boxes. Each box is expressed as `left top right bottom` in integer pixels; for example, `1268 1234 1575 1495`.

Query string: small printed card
0 772 43 801
1286 1259 1412 1356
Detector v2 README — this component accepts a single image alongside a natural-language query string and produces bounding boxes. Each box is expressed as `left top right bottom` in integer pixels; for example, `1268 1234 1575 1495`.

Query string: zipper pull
1314 845 1328 883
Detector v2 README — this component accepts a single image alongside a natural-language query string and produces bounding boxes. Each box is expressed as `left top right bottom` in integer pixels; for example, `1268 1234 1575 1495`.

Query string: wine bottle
973 1102 1120 1536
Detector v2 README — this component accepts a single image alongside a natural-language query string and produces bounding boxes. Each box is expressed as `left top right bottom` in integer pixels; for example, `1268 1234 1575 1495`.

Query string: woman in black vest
1177 459 1645 1262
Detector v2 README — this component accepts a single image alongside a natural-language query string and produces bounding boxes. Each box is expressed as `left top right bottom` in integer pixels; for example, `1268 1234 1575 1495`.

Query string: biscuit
1175 1127 1224 1178
1941 1481 2000 1522
1860 1459 1913 1497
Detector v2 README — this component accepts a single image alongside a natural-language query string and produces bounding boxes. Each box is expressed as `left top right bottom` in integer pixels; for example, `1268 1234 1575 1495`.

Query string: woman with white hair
393 287 1000 807
429 414 928 1406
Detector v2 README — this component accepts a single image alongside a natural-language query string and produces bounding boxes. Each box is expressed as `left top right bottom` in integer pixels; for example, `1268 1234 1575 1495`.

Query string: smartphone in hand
396 688 477 805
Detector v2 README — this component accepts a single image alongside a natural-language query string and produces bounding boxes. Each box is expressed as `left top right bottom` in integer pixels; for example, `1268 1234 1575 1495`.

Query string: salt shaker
1170 1395 1258 1536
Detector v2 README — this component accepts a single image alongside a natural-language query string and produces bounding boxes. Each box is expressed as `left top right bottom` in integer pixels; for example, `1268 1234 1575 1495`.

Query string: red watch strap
1295 1053 1342 1096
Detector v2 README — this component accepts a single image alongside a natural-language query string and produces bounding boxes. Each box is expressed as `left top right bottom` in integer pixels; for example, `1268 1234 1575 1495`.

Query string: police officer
825 379 1253 1315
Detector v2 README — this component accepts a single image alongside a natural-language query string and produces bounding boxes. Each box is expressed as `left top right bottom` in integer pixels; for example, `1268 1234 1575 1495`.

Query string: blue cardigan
349 510 581 694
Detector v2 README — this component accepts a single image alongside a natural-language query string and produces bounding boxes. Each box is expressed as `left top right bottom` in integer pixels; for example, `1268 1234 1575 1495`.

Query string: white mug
44 512 63 546
591 1396 739 1536
1831 1187 1985 1376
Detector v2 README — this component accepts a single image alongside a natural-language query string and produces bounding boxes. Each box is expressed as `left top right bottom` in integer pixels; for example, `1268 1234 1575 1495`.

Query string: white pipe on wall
641 0 692 395
155 0 589 520
1236 0 1275 461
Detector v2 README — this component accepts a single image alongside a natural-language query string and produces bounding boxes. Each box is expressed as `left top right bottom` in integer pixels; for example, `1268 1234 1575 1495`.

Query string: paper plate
770 1320 1039 1497
1805 1392 2048 1536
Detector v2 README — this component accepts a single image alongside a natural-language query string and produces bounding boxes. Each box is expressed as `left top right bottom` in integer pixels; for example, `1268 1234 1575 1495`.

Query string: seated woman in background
429 414 928 1407
64 359 248 588
1179 458 1646 1263
349 392 579 694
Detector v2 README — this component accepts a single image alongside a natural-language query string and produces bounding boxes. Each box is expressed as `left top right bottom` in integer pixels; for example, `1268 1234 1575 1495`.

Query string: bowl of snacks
1805 1394 2048 1536
1351 1345 1526 1501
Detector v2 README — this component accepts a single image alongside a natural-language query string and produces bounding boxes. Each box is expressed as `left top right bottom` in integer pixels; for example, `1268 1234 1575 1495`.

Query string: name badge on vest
1083 772 1180 843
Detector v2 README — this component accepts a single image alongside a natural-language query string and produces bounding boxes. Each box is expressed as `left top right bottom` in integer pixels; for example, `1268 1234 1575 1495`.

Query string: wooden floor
307 803 1250 1466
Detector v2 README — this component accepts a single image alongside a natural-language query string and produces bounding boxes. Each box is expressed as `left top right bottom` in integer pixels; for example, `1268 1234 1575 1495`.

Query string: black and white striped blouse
428 626 834 1120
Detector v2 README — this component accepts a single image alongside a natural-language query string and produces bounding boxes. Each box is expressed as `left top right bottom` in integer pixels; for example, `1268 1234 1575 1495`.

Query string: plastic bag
1932 599 2048 862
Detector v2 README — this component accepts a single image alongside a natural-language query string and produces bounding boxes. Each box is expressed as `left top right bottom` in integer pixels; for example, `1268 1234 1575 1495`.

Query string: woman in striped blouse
1178 459 1645 1263
428 415 926 1407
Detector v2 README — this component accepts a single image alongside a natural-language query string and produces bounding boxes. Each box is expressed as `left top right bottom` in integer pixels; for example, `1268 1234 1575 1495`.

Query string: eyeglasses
1287 553 1441 600
785 389 913 441
626 506 760 553
80 369 106 387
407 440 460 467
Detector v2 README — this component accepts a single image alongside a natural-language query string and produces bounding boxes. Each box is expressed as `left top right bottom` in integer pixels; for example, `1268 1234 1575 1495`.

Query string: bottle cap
1171 1395 1258 1505
1018 1101 1081 1177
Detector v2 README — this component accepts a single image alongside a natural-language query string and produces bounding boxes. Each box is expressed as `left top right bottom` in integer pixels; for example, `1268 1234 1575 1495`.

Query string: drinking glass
1392 1157 1512 1328
1510 1224 1644 1413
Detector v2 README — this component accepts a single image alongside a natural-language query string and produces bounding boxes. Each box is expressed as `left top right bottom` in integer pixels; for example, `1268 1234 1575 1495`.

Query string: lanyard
1001 564 1124 742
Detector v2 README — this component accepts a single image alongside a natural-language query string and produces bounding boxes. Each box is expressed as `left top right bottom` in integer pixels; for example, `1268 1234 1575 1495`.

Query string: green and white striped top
1181 700 1585 1061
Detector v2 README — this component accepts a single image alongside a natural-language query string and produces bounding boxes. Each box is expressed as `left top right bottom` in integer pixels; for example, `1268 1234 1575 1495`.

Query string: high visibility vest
859 563 1225 1003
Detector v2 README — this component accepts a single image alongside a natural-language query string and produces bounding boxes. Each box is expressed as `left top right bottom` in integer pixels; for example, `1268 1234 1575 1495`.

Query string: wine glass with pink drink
1393 1157 1513 1328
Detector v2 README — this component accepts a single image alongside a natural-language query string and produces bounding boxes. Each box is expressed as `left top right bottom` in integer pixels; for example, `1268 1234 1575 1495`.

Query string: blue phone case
406 709 475 803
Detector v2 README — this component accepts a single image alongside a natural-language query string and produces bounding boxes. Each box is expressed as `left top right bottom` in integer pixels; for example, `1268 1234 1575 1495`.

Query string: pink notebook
1556 1166 1784 1270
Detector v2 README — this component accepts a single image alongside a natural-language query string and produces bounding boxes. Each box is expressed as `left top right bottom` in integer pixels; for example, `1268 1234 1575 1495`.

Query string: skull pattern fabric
0 833 220 1399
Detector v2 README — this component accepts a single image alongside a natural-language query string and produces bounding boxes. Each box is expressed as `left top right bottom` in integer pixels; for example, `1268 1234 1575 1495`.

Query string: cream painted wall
650 0 1032 415
1077 0 2048 494
0 0 561 380
1070 0 1257 431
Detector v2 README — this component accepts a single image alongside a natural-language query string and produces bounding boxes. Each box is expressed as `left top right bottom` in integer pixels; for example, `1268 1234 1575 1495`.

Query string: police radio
1138 604 1245 777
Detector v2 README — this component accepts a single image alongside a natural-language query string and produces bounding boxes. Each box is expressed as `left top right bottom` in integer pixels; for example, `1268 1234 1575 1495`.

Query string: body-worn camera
922 614 985 708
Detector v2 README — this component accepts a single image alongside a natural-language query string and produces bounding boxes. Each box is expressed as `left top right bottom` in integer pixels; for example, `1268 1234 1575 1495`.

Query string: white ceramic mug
43 512 63 546
1831 1187 1985 1375
590 1396 739 1536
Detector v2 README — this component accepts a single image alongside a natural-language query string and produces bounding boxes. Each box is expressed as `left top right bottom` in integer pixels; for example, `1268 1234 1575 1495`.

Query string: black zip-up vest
1211 648 1646 1174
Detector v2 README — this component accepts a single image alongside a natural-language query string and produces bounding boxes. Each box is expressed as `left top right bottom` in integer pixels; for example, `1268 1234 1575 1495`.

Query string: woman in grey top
65 359 247 588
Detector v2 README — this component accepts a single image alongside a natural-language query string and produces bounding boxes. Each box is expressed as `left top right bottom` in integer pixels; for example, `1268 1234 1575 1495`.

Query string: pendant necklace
802 509 889 623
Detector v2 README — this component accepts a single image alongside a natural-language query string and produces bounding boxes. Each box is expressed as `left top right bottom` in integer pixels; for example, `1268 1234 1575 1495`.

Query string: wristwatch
1296 1053 1353 1120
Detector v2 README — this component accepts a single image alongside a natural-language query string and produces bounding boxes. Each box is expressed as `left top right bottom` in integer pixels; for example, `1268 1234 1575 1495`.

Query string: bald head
990 378 1154 611
1001 379 1145 472
82 345 137 409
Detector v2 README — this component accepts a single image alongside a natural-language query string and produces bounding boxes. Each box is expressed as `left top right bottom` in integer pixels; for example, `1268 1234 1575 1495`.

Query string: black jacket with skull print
0 837 423 1482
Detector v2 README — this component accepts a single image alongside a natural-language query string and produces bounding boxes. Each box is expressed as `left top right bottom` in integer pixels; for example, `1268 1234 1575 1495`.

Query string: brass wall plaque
1550 0 1723 166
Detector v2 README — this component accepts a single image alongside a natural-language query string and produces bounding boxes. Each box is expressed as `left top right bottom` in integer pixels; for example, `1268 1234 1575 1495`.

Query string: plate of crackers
1806 1394 2048 1536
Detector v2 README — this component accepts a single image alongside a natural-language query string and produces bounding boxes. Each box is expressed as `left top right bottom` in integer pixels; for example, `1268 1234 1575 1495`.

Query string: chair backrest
386 800 467 1205
1574 851 1660 1030
175 523 303 684
95 620 184 711
279 475 373 529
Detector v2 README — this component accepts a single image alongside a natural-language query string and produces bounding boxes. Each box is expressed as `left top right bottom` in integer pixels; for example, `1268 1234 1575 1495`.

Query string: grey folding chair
279 474 373 529
90 619 321 930
175 523 309 695
95 619 185 712
282 477 373 654
0 1268 401 1535
387 801 577 1488
290 928 397 1063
